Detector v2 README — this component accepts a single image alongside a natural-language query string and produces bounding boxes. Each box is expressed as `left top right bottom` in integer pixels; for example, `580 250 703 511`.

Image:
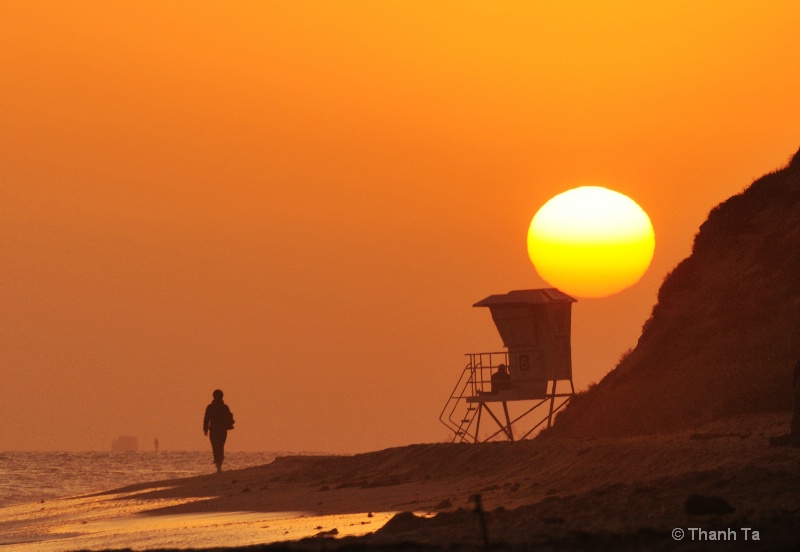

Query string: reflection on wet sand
1 490 394 551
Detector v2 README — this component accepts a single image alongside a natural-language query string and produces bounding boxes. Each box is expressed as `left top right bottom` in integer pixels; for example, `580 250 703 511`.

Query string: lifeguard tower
439 289 576 442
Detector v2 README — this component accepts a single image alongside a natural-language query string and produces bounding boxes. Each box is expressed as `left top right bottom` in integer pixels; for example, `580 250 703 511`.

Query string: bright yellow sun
527 186 655 298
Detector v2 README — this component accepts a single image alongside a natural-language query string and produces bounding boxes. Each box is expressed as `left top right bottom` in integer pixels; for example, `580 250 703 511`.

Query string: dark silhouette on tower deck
491 364 511 393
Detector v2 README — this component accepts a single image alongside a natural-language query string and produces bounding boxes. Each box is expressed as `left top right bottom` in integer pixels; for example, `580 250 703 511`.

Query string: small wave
0 451 275 506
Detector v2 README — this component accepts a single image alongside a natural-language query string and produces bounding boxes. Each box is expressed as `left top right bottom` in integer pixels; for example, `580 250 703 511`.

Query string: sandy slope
92 411 800 550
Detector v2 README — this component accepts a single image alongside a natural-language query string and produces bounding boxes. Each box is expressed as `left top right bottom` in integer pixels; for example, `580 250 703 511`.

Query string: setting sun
527 186 655 298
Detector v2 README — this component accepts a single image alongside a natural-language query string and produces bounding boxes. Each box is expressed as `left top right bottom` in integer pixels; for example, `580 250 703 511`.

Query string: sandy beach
4 411 798 551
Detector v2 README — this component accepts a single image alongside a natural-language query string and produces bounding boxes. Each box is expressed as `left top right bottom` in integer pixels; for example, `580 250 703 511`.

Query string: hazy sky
2 1 799 453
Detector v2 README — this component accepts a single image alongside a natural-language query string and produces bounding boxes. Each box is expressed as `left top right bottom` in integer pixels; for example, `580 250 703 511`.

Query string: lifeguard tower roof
473 288 576 308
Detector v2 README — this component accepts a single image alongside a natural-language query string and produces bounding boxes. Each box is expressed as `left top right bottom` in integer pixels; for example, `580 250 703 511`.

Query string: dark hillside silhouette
550 147 800 438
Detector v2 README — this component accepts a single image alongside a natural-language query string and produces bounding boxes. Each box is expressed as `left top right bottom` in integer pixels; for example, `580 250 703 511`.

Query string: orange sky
2 1 799 453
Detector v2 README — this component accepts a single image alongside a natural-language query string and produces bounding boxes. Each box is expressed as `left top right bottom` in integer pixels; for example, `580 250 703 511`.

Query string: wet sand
4 412 799 550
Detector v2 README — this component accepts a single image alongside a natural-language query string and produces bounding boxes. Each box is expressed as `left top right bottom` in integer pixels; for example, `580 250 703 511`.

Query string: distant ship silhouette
111 435 139 452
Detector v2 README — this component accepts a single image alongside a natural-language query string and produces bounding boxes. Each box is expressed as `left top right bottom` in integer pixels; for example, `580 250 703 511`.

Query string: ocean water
0 451 276 507
0 452 394 550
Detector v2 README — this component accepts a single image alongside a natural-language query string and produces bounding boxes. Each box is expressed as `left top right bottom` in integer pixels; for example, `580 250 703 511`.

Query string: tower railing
439 352 508 441
439 351 574 443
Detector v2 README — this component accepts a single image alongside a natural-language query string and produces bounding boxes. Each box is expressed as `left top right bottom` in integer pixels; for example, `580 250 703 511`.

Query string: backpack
223 408 235 430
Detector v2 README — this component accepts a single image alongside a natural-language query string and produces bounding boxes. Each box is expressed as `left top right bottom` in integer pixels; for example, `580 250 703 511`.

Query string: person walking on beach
203 389 235 473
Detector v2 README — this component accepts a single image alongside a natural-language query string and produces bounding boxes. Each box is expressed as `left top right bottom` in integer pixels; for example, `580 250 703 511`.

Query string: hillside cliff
550 147 800 438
